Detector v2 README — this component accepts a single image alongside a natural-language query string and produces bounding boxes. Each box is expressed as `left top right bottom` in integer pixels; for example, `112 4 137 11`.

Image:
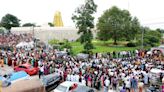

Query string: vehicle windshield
56 85 67 92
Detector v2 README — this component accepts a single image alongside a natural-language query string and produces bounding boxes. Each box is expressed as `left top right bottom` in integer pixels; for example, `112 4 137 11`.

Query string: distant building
11 27 78 42
11 27 97 43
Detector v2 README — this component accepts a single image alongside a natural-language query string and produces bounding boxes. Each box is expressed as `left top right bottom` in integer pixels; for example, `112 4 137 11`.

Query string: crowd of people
0 33 33 47
0 47 164 92
0 33 164 92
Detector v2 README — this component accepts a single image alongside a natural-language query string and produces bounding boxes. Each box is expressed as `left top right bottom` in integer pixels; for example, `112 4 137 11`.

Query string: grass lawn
71 40 140 54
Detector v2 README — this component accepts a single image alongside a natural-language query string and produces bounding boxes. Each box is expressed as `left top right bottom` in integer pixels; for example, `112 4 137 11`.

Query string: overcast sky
0 0 164 29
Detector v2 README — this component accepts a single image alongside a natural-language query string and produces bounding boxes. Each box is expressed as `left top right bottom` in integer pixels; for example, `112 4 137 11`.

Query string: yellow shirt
0 59 4 67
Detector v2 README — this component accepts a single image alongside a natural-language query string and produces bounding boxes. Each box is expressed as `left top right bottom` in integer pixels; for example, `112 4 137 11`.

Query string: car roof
9 71 29 82
60 81 82 87
21 64 31 67
150 68 164 74
73 85 94 92
44 73 59 79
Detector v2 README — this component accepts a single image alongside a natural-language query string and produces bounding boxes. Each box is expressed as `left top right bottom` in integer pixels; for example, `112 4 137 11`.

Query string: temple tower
53 11 64 27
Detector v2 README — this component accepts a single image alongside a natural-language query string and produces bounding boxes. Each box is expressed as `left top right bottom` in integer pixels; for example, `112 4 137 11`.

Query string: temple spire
53 11 64 27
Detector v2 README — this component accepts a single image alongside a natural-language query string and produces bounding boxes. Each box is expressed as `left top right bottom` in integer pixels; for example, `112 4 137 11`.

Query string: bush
126 42 136 47
48 39 59 45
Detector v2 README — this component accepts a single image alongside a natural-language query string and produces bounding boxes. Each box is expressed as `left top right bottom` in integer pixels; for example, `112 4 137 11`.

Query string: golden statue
53 11 64 27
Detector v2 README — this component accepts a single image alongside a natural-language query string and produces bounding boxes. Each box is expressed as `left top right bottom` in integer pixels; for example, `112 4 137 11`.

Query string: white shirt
138 82 144 87
125 76 131 88
125 79 131 88
67 74 71 81
38 60 42 66
75 75 79 82
104 79 110 87
73 75 77 82
70 75 74 81
82 79 86 86
121 73 125 79
40 66 44 72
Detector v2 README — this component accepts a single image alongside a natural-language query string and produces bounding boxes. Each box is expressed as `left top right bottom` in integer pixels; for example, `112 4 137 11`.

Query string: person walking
112 76 118 90
131 77 138 92
39 64 44 79
120 87 126 92
125 78 131 92
138 80 144 92
87 75 92 87
104 77 110 92
0 57 4 67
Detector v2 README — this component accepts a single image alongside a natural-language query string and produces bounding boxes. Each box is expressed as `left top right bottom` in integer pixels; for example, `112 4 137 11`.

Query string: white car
53 81 83 92
150 68 164 84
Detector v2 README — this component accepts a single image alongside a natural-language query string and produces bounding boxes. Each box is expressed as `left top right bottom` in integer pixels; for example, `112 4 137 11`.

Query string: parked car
53 81 83 92
0 71 29 87
72 85 96 92
150 68 164 85
14 64 38 76
0 75 11 87
56 51 67 58
1 72 45 92
76 53 89 60
42 73 61 87
146 85 160 92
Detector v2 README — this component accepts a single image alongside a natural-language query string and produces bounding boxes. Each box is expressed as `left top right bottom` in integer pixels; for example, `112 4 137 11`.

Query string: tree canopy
72 0 97 53
0 14 20 30
22 23 36 27
139 27 162 47
97 6 140 44
0 27 6 34
48 22 54 27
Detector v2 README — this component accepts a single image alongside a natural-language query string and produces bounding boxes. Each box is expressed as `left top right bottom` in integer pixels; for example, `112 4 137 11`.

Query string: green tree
61 40 72 49
0 14 20 30
48 22 54 27
0 27 5 34
137 27 162 47
22 23 35 27
48 39 59 45
156 28 164 35
125 17 140 41
97 6 140 44
72 0 97 53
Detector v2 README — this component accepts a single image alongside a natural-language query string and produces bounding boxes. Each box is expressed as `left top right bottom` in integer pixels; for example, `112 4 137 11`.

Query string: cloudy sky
0 0 164 29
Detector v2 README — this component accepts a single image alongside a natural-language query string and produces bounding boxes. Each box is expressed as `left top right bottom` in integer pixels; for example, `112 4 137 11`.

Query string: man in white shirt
67 74 71 81
73 74 77 82
82 77 86 85
70 74 74 82
39 65 44 79
104 77 110 92
38 60 42 67
75 74 79 82
143 72 148 85
121 72 125 79
125 77 131 92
